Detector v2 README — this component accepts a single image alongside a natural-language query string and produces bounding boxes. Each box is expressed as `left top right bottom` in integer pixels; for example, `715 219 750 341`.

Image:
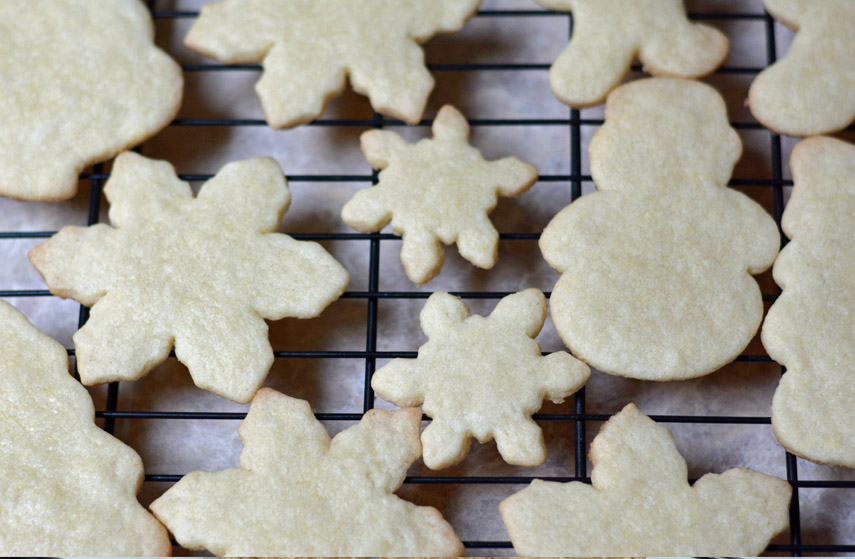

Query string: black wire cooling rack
4 0 855 556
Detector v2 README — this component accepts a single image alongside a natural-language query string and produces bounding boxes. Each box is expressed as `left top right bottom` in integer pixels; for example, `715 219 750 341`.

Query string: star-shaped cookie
150 388 463 556
185 0 480 128
0 300 170 556
29 152 349 403
500 403 791 556
372 289 590 469
342 105 539 285
0 0 182 201
533 0 728 107
749 0 855 136
763 137 855 467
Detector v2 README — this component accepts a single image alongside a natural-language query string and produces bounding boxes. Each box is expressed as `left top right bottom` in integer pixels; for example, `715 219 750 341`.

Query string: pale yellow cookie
540 78 779 380
185 0 479 128
763 137 855 467
749 0 855 137
372 289 590 469
0 0 182 201
342 105 538 285
533 0 728 107
500 403 791 556
151 388 464 556
0 300 170 556
29 152 349 403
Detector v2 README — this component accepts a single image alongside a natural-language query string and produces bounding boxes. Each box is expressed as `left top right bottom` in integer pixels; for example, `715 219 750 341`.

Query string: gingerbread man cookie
749 0 855 136
533 0 728 107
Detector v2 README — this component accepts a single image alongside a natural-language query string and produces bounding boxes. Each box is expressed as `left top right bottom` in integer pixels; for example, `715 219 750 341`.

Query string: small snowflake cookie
185 0 480 128
342 105 538 285
533 0 728 107
540 78 779 380
500 403 791 556
151 388 463 556
749 0 855 136
30 152 349 403
763 137 855 467
0 300 170 556
0 0 182 201
373 289 589 469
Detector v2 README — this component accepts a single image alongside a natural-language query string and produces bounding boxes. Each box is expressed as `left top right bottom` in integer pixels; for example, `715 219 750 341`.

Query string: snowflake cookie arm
195 157 290 232
172 305 273 404
238 389 331 471
29 224 117 306
105 152 194 228
328 407 422 493
184 0 275 64
73 292 174 386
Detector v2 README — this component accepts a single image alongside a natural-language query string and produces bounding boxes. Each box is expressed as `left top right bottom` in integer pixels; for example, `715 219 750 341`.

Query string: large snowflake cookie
763 137 855 467
500 403 791 556
0 300 170 556
151 388 463 556
372 289 589 469
533 0 728 107
185 0 480 128
30 152 349 403
342 105 538 285
0 0 182 201
749 0 855 136
540 78 779 380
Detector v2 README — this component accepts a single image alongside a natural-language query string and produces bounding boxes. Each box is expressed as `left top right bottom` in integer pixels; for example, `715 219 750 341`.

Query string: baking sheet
3 0 855 555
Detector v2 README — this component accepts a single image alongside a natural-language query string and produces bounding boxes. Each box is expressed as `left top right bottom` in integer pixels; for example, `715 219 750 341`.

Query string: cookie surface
0 300 170 556
533 0 728 107
342 105 538 285
29 152 349 403
763 137 855 467
500 403 791 556
185 0 479 128
540 78 779 380
0 0 182 201
372 289 590 469
749 0 855 137
151 389 463 556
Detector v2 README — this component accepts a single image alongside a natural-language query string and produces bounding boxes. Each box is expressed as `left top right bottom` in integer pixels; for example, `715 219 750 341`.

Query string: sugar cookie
749 0 855 137
30 152 349 403
151 389 463 556
0 0 182 201
372 289 590 469
533 0 728 107
540 78 779 380
763 137 855 467
0 300 170 556
185 0 479 128
342 105 538 285
500 403 791 557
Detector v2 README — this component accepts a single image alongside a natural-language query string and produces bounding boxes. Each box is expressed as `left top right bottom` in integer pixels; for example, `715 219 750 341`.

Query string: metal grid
3 1 855 556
